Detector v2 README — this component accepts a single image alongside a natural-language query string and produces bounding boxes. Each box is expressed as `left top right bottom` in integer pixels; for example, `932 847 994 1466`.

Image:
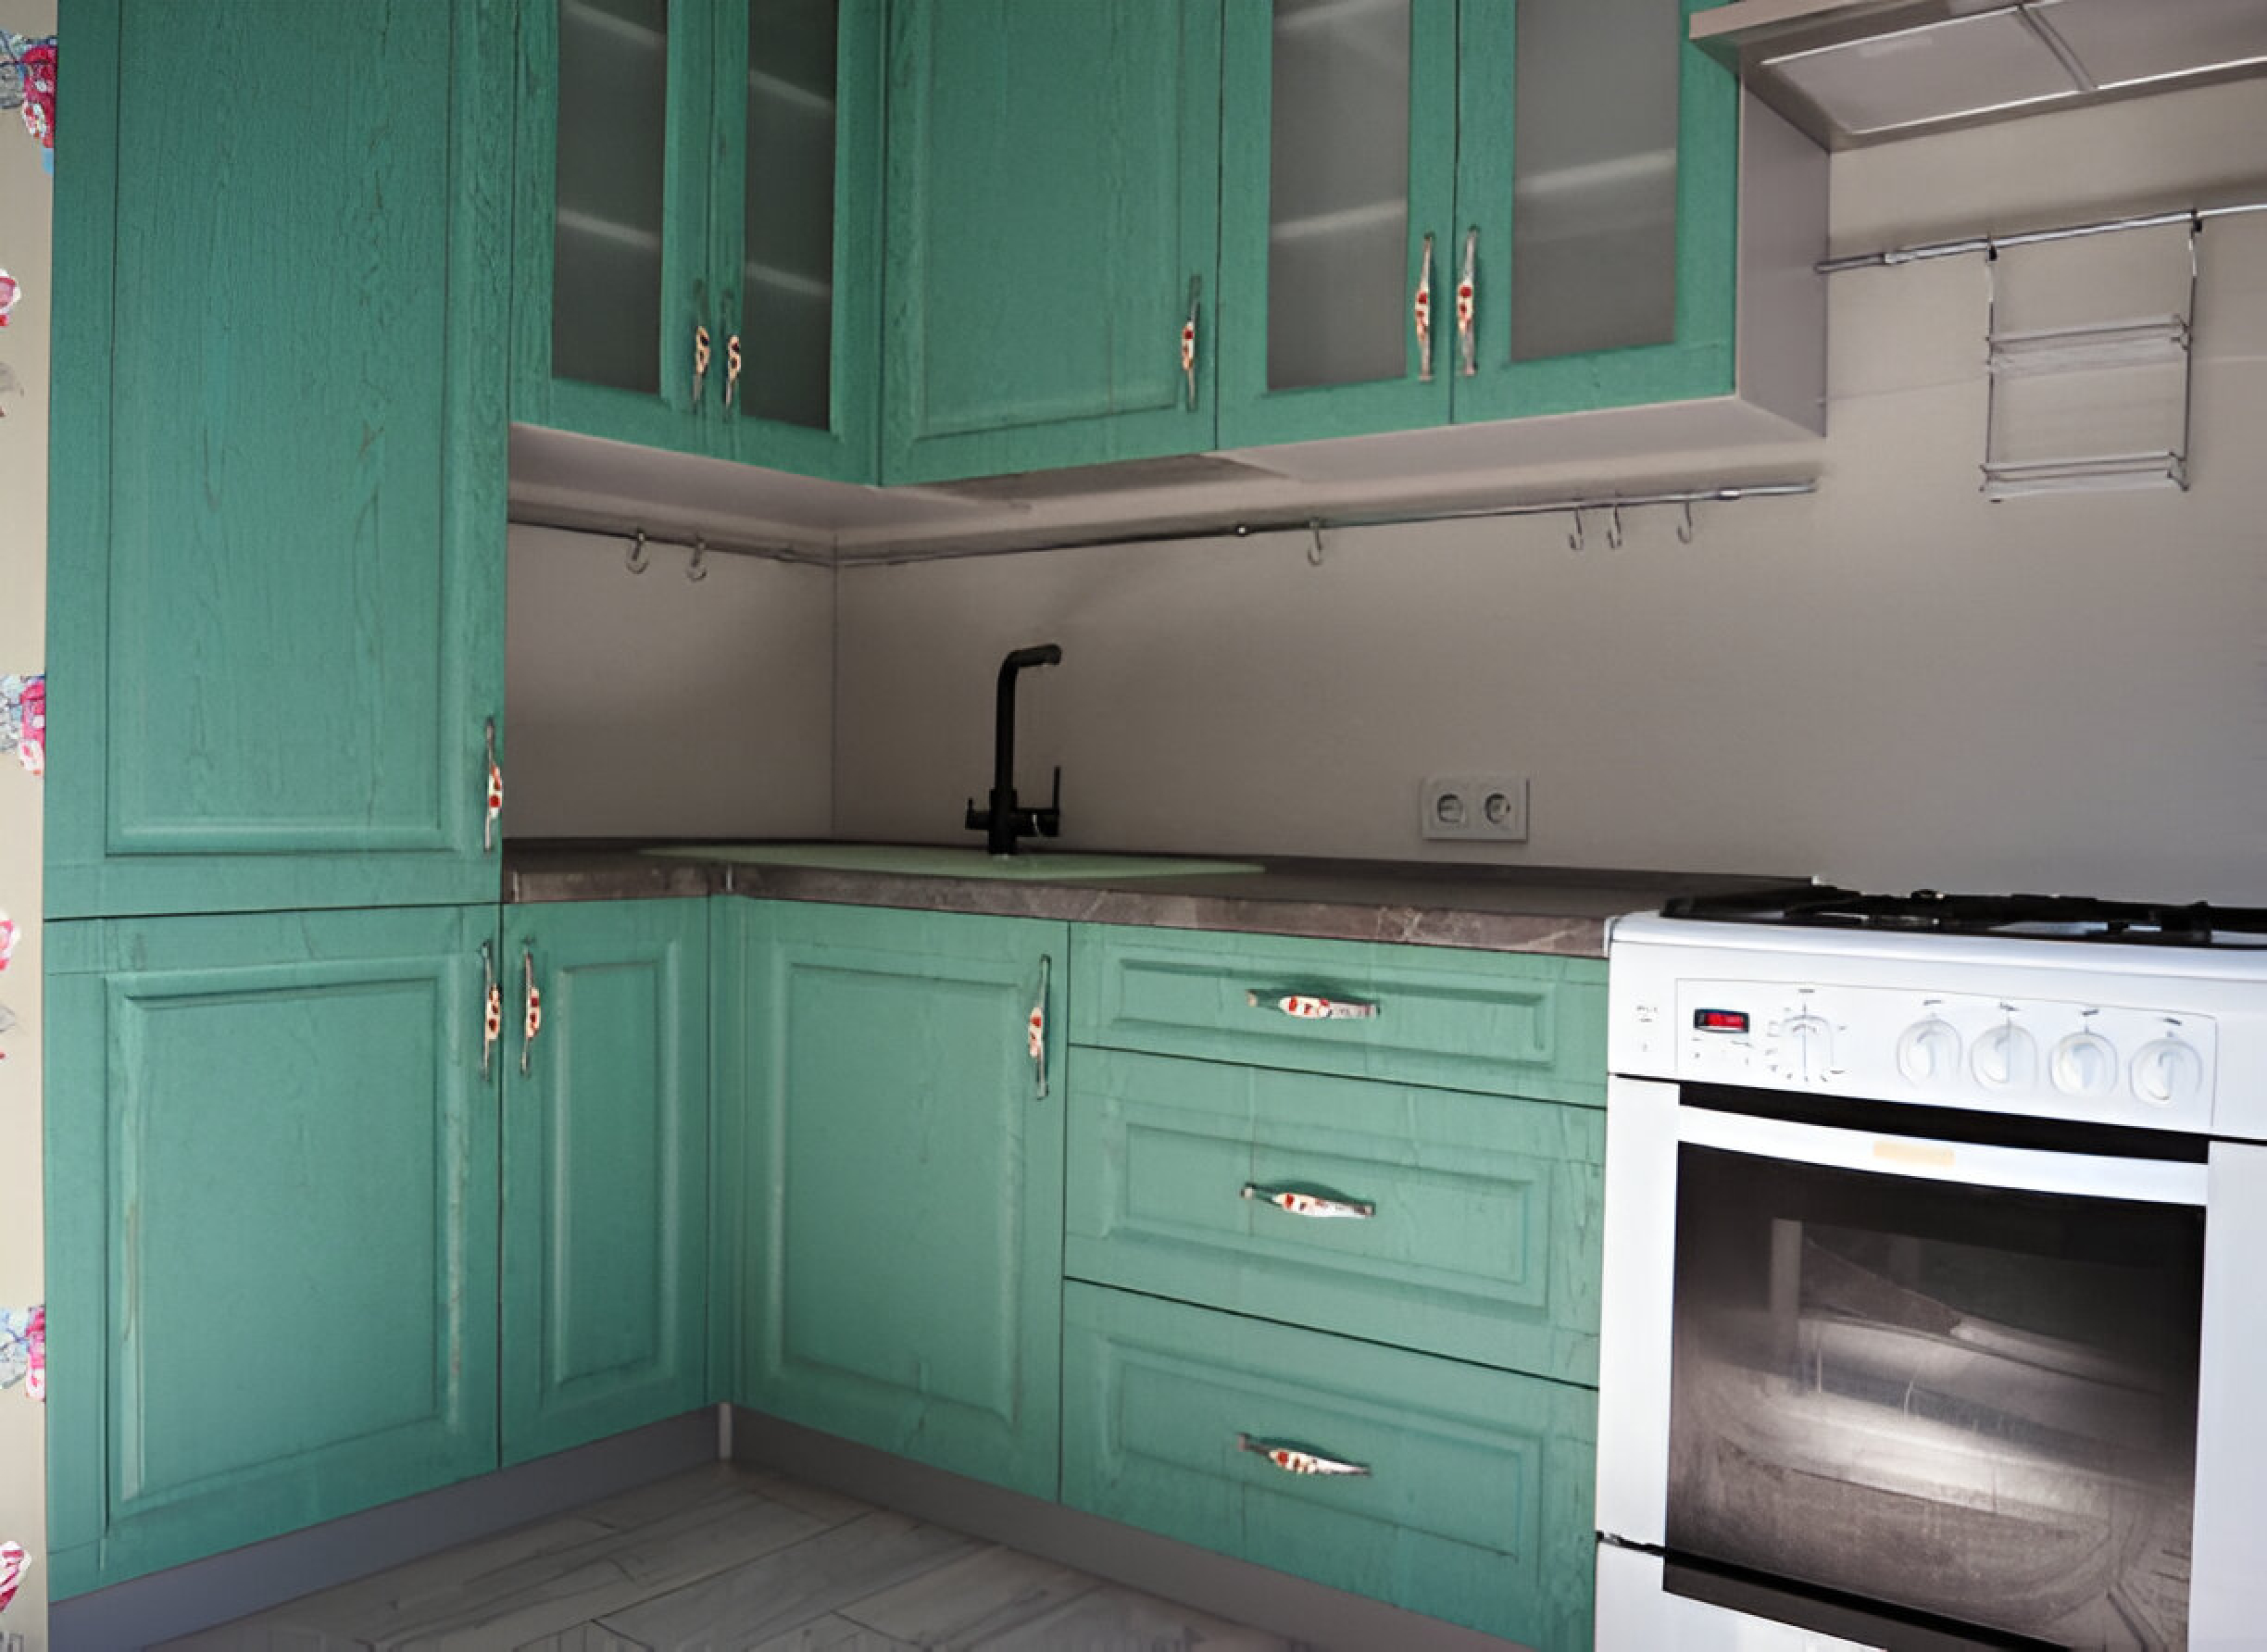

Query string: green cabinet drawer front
47 0 512 919
881 0 1223 482
718 901 1066 1499
1063 1284 1596 1650
1065 1049 1602 1383
1071 926 1606 1104
44 907 500 1595
502 899 711 1465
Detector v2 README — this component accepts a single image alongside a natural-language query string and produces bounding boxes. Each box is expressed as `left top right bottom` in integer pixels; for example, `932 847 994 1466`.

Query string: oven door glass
1667 1139 2205 1648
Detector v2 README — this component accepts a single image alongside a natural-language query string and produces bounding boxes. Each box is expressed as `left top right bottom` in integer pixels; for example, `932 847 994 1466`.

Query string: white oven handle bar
1678 1097 2210 1208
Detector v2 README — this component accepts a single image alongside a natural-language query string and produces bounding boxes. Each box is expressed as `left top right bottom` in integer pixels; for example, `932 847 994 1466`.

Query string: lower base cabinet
46 897 712 1596
1062 1283 1597 1651
719 900 1066 1501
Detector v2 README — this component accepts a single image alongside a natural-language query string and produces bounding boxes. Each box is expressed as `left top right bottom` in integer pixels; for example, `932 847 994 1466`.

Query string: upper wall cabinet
512 0 883 482
880 1 1224 483
1217 0 1743 448
46 0 514 920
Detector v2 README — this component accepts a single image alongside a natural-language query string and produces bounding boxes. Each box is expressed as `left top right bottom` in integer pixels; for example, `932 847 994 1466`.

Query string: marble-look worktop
507 841 1807 958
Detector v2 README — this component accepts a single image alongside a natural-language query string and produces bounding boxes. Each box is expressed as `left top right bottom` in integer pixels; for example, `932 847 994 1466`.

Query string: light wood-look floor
156 1464 1318 1652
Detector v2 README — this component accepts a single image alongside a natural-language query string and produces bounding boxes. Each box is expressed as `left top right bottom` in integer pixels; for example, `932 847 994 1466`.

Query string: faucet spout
966 643 1063 856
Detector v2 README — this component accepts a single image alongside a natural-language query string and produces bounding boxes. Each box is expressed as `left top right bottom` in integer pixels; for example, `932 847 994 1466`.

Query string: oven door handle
1677 1102 2209 1207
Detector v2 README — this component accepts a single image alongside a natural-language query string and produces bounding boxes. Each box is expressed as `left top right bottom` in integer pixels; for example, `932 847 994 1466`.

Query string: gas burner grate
1661 885 2267 945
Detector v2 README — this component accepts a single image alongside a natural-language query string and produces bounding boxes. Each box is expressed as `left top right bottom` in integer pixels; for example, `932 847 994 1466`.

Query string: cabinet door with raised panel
501 899 710 1465
44 907 500 1596
717 900 1065 1499
881 0 1223 482
47 0 513 919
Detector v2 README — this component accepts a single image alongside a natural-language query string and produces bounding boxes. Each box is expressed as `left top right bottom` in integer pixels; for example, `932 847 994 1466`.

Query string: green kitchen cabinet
1216 0 1737 447
716 899 1066 1499
879 0 1224 482
512 0 883 481
46 0 515 920
44 907 503 1596
501 899 711 1465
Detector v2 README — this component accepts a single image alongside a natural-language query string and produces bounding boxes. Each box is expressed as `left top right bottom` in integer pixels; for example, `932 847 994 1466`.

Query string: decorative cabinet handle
693 322 712 406
1237 1433 1371 1478
520 945 541 1076
1246 990 1379 1021
1414 231 1434 382
725 331 743 409
1456 227 1478 378
1029 955 1051 1100
1181 276 1201 410
483 718 503 853
1242 1183 1376 1220
480 940 501 1080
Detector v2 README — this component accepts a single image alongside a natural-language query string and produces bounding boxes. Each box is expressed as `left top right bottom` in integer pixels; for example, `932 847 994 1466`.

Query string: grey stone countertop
507 840 1810 959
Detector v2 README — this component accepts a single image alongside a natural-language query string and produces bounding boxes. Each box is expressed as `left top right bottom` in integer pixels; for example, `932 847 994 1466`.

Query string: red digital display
1693 1008 1750 1033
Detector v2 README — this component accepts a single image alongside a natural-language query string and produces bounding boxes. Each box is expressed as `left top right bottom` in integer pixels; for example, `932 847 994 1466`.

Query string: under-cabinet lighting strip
1819 199 2267 274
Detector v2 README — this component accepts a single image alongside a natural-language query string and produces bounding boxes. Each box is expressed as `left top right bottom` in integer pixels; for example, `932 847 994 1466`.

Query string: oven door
1597 1076 2267 1652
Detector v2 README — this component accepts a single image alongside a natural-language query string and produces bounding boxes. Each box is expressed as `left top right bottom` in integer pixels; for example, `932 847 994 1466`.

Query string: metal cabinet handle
1237 1433 1371 1478
1456 226 1478 378
1246 990 1379 1021
1029 954 1051 1100
1242 1183 1376 1220
483 718 503 853
480 940 501 1079
520 945 541 1076
1414 231 1435 382
693 322 712 406
725 332 743 409
1181 276 1201 410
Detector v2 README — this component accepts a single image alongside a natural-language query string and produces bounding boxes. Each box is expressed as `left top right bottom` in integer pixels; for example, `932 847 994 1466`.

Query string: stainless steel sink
640 844 1263 882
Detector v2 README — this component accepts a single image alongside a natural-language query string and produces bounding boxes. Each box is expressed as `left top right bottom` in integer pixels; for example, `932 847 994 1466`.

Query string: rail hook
1606 503 1624 550
1307 519 1326 568
1567 508 1585 553
1677 499 1696 544
626 528 650 575
686 536 709 582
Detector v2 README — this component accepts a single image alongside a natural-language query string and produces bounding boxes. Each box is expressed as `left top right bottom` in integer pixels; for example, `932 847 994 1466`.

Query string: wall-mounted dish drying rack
1824 199 2267 501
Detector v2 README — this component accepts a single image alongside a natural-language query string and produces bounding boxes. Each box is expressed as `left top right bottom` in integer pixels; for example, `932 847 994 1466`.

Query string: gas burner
1661 884 2267 946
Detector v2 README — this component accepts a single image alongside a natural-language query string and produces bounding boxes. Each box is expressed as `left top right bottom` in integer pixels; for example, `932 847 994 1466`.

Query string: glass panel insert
553 0 670 394
1267 0 1411 392
1510 0 1678 361
1666 1144 2203 1647
742 0 839 431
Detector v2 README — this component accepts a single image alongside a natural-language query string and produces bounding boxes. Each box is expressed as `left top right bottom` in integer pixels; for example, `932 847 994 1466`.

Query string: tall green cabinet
511 0 883 481
717 900 1066 1501
45 0 514 920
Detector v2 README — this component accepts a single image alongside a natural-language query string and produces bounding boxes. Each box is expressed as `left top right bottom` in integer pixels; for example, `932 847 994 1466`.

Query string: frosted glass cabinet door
1452 0 1738 422
1217 0 1457 447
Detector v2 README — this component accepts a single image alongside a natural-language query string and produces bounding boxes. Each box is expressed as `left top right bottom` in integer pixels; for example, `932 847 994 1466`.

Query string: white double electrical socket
1421 774 1530 841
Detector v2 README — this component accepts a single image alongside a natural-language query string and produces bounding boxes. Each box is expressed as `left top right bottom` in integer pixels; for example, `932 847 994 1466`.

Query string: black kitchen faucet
965 643 1062 856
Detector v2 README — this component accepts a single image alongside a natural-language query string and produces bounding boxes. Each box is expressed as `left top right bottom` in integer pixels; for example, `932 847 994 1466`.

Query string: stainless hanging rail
510 480 1822 571
1819 199 2267 274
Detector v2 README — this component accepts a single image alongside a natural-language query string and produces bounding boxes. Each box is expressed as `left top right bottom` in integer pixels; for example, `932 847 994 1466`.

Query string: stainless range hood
1692 0 2267 148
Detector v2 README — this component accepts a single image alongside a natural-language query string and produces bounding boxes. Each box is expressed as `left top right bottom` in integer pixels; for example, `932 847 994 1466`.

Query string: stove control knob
2049 1032 2118 1099
1783 1013 1833 1081
1895 1020 1962 1085
2132 1038 2205 1108
1971 1024 2037 1091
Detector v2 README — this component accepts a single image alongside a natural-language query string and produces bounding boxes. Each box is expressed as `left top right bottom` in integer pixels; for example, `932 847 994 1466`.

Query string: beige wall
830 82 2267 904
505 525 835 840
0 2 53 1640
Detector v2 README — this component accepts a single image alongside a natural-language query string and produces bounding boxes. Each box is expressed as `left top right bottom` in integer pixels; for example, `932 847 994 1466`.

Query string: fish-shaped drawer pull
1246 990 1379 1020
